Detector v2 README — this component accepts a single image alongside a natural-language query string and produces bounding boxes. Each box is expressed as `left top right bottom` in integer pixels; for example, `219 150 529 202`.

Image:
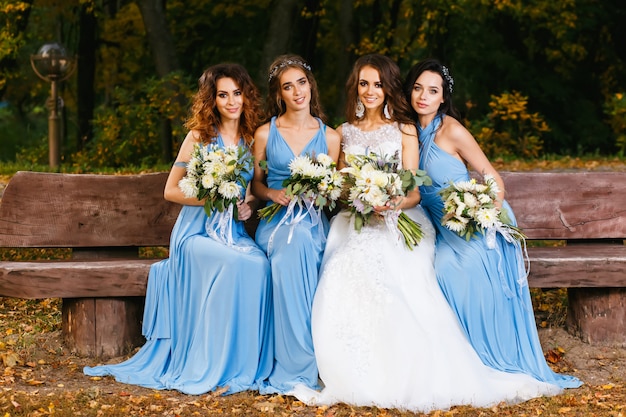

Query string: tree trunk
136 0 181 162
76 3 97 150
259 0 299 82
335 0 353 117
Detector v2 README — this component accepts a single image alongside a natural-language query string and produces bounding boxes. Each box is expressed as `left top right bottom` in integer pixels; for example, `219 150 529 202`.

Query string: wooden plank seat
0 171 180 358
1 170 625 358
499 171 626 346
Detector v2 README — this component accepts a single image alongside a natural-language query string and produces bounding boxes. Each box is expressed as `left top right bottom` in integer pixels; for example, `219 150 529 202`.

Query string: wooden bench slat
500 172 626 240
0 171 180 247
527 245 626 288
0 260 154 298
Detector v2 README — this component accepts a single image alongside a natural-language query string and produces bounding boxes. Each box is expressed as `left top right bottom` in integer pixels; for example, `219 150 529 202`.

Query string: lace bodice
341 122 403 168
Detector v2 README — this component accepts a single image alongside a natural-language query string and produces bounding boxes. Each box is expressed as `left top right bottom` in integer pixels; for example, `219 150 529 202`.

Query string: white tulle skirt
291 206 562 412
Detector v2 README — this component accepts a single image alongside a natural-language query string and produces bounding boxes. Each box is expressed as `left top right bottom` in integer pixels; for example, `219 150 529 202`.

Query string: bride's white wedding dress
290 122 562 412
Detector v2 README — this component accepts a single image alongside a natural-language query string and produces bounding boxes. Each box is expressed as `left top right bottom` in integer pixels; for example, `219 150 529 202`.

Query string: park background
1 0 626 170
1 1 626 416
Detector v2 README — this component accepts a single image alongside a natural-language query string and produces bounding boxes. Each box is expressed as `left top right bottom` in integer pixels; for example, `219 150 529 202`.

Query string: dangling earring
356 98 365 118
383 103 392 120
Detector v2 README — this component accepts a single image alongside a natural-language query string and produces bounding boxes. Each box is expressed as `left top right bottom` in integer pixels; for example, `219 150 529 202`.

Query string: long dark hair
345 54 413 125
264 54 326 122
403 58 462 122
185 63 261 146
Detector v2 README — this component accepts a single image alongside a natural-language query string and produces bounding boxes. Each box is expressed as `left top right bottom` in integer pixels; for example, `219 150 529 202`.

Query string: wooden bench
500 171 626 346
0 171 180 358
1 170 625 357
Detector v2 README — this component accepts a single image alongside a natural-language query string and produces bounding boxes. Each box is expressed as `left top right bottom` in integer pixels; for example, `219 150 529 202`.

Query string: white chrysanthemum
186 157 201 176
463 191 479 209
178 176 198 198
309 163 327 179
477 193 493 205
474 183 488 193
205 161 227 178
318 179 329 192
206 148 224 162
316 153 334 167
475 207 500 228
360 164 389 188
329 188 342 201
484 176 500 196
289 155 313 175
198 146 210 162
445 217 469 233
361 186 387 206
201 173 216 190
453 195 467 218
348 187 362 202
218 181 241 200
455 179 473 192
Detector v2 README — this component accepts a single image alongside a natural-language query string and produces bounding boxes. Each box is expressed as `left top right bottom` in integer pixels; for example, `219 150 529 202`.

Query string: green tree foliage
0 1 31 94
468 91 549 159
72 72 193 169
1 0 626 168
604 92 626 155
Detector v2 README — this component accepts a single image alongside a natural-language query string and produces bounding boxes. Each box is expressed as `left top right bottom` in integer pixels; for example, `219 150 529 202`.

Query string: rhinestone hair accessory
442 65 454 94
268 59 312 82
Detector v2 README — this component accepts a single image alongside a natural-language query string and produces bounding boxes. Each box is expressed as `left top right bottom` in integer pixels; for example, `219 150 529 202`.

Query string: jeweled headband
268 59 312 82
442 65 454 94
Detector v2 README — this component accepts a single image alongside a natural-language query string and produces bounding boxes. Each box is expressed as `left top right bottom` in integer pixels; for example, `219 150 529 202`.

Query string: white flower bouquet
178 142 253 220
439 174 525 244
257 153 344 222
341 151 432 249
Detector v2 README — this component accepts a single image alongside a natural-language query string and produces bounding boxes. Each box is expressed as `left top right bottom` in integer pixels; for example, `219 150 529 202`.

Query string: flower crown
268 59 312 82
442 65 454 94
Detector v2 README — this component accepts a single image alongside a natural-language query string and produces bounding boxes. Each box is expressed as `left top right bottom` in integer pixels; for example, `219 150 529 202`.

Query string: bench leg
62 297 146 358
566 288 626 347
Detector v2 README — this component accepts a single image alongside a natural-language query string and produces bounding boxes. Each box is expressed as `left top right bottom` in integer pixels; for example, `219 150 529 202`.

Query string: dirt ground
3 322 625 400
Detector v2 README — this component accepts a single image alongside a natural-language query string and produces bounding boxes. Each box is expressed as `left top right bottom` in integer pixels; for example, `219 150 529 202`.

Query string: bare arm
443 118 505 204
163 130 204 206
335 124 347 170
325 125 342 164
398 123 422 210
251 123 291 206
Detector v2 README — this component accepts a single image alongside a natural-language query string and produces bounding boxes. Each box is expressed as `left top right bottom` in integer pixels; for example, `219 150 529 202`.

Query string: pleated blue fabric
418 114 581 389
84 137 273 395
255 116 330 394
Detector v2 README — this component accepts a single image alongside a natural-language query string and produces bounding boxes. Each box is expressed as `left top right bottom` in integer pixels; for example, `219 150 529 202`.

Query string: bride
290 54 563 412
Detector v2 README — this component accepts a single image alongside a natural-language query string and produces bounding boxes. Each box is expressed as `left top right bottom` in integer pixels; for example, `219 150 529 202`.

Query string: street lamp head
30 42 76 82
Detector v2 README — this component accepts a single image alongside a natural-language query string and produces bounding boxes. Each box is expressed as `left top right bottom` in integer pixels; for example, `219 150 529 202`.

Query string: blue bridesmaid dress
418 114 581 389
255 116 330 394
83 136 273 395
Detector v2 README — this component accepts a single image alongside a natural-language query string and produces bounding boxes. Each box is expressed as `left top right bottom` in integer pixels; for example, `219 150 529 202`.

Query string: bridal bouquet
341 151 432 249
257 153 344 222
178 142 253 220
439 174 526 244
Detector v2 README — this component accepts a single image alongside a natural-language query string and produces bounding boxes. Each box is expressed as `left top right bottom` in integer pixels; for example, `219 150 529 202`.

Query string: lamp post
30 42 76 169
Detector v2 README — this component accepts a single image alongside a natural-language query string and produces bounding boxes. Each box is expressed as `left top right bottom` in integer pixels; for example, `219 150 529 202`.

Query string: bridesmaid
403 58 581 389
251 54 341 395
84 63 273 395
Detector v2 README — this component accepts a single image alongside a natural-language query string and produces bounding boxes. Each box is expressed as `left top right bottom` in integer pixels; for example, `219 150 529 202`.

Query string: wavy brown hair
264 54 326 122
185 63 262 146
345 54 413 126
